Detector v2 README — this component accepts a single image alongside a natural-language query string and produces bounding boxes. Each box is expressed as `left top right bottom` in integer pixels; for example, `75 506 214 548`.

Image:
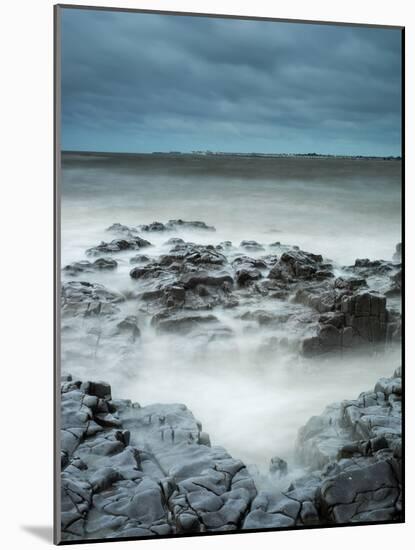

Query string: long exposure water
60 153 401 470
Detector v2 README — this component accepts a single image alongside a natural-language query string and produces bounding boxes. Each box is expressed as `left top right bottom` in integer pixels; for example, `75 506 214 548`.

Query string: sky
60 8 402 156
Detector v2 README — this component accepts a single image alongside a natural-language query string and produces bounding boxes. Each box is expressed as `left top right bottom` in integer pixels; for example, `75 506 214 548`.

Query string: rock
63 260 93 276
240 310 289 326
80 381 112 399
139 221 167 232
158 243 227 269
106 222 140 237
63 258 117 276
164 237 185 246
86 237 152 256
180 271 233 290
59 228 403 539
232 256 268 269
302 290 392 356
393 242 402 262
235 267 263 286
243 492 299 529
116 316 141 341
151 312 219 334
165 219 215 232
334 277 367 291
60 377 254 541
341 291 387 341
61 281 124 317
129 264 168 280
240 240 264 251
351 258 395 276
269 241 299 252
355 258 382 268
60 366 402 541
216 241 233 251
269 249 326 281
269 457 288 477
386 269 402 296
295 369 402 525
129 254 150 264
294 286 337 313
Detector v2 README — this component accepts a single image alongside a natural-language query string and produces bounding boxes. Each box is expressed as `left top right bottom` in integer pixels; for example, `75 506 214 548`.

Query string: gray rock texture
60 368 402 541
60 375 255 541
242 367 402 529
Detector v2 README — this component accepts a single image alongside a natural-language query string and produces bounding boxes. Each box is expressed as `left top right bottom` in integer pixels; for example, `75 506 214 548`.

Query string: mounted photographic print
54 4 404 544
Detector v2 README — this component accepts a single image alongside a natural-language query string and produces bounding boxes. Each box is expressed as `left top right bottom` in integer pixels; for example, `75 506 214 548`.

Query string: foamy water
60 153 401 470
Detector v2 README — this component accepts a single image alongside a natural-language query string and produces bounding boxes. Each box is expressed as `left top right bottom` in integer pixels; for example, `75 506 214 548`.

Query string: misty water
60 153 401 473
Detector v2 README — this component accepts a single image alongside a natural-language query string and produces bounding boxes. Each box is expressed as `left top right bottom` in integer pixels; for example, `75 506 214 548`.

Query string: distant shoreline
61 150 401 161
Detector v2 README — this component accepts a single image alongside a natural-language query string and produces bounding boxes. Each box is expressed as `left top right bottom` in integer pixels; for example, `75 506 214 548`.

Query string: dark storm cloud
60 8 402 155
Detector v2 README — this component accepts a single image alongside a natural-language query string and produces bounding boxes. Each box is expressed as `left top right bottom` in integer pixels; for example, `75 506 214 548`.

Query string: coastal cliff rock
60 368 402 540
60 375 255 541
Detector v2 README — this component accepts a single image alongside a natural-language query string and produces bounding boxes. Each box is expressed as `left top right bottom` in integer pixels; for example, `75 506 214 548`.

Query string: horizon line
61 149 401 159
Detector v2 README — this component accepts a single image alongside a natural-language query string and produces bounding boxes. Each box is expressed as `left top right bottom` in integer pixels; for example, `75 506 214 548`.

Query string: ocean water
60 153 402 469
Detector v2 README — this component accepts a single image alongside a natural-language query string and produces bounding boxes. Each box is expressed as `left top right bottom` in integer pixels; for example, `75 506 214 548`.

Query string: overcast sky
60 8 402 156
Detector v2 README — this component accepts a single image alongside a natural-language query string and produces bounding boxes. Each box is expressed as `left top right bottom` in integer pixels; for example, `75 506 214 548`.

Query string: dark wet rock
386 269 402 296
340 291 387 342
294 369 402 526
139 221 167 232
93 257 118 270
216 240 233 251
180 271 233 290
159 243 227 270
269 241 299 252
386 308 402 342
60 232 403 538
393 242 402 262
61 366 402 540
80 380 112 400
244 371 402 529
132 266 237 313
129 254 150 264
254 278 290 300
164 237 185 246
63 260 94 276
130 264 169 281
231 256 266 287
334 277 367 291
240 310 290 326
182 248 226 267
151 312 219 334
351 258 397 277
106 222 141 238
269 250 328 281
232 256 268 270
61 281 124 317
86 237 152 257
355 258 382 268
63 258 118 276
235 267 263 287
301 290 394 356
269 457 288 477
60 377 253 541
137 219 216 233
240 240 265 252
294 285 338 313
165 285 186 307
165 219 216 232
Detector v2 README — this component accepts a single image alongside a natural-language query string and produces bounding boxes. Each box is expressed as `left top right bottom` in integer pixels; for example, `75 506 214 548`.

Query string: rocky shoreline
60 219 402 540
60 367 402 540
62 220 401 358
